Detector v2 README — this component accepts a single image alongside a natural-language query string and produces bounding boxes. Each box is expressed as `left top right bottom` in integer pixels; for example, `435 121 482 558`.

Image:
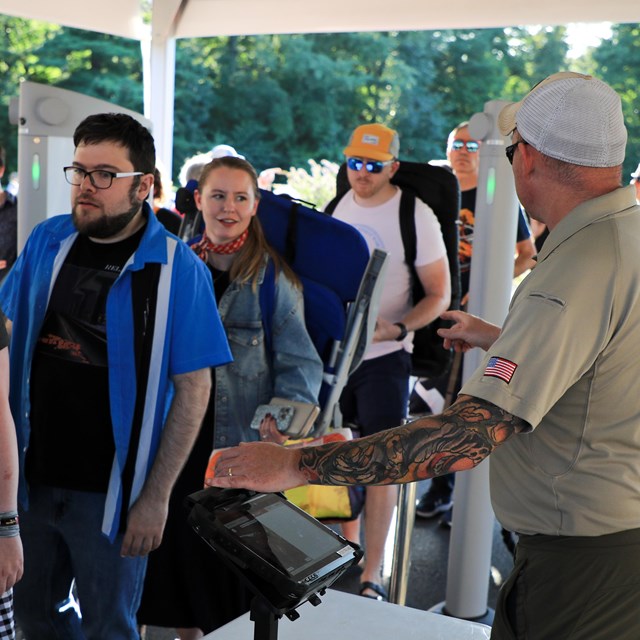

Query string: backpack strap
399 189 417 275
259 258 276 352
283 202 300 263
323 193 343 215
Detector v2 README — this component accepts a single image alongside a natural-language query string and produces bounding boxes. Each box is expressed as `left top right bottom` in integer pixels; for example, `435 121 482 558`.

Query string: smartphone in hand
250 404 294 432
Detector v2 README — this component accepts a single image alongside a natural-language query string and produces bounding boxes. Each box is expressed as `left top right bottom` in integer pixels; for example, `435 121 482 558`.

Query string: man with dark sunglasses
414 121 536 526
328 123 451 602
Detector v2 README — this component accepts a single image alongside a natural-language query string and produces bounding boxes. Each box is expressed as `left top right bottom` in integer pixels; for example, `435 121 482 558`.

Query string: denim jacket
213 257 323 447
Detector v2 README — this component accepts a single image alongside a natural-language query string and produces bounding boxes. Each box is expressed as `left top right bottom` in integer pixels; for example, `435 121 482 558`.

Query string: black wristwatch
394 322 408 341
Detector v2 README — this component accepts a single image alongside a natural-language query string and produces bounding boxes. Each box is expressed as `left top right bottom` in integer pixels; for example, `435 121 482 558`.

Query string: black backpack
325 161 461 379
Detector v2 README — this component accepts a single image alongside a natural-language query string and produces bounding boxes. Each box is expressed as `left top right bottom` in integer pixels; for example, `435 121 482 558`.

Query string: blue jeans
14 486 147 639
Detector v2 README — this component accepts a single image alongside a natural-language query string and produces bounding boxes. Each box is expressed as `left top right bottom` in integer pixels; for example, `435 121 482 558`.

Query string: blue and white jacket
0 206 232 540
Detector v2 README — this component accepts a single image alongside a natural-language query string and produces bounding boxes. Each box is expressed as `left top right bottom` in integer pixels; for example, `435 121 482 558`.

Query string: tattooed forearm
298 395 528 486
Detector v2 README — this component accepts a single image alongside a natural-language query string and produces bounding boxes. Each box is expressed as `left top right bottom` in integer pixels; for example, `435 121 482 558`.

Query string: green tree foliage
31 27 143 110
590 23 640 179
171 26 575 179
173 32 421 180
0 16 61 173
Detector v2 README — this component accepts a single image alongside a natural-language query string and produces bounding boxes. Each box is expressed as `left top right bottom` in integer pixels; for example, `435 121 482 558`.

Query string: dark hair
153 167 164 201
0 145 5 169
73 113 155 175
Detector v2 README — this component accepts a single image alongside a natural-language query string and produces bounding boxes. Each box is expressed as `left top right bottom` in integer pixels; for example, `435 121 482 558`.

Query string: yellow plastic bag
284 429 365 523
285 485 362 521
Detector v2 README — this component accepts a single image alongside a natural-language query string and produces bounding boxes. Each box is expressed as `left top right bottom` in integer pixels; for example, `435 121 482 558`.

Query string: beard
72 182 142 239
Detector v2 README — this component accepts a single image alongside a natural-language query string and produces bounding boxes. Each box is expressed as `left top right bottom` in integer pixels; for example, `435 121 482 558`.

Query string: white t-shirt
332 188 447 360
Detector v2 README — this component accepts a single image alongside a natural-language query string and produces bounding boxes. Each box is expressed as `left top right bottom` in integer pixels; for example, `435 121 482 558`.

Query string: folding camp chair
256 190 388 435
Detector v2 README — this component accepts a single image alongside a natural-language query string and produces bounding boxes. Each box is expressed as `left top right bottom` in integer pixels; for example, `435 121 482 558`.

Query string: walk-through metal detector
390 100 520 624
9 81 152 251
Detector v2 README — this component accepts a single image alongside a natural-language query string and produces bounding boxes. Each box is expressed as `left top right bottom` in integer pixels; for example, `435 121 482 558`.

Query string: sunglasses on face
346 157 394 173
450 139 480 153
505 140 528 165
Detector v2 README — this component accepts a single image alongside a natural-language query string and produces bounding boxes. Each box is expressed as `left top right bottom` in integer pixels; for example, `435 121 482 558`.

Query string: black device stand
186 488 361 640
251 596 283 640
250 596 280 640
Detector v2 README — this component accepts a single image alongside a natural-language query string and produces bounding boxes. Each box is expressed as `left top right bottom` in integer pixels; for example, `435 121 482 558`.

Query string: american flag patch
484 356 517 384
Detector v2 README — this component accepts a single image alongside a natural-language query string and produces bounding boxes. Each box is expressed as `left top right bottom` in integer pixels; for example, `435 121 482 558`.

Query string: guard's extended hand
437 310 501 353
205 441 307 493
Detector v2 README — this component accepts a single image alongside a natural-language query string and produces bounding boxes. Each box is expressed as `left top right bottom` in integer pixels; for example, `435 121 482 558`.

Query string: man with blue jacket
0 112 232 638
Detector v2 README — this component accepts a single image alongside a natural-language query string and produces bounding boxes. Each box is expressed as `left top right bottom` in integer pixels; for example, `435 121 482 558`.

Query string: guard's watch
394 322 408 341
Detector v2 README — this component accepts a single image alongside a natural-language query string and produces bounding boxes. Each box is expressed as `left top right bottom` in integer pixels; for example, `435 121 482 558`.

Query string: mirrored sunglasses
346 157 394 173
450 139 480 153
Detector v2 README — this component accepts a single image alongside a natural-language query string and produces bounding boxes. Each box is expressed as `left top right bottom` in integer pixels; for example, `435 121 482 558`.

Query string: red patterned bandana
191 229 249 261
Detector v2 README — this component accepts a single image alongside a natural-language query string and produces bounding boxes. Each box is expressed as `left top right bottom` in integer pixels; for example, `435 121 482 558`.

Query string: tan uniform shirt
462 185 640 536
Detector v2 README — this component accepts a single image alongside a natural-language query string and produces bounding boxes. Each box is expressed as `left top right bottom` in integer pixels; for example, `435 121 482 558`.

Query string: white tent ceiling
1 0 637 40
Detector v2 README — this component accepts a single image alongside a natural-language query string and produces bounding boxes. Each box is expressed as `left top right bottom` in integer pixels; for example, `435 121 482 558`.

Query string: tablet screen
217 492 352 580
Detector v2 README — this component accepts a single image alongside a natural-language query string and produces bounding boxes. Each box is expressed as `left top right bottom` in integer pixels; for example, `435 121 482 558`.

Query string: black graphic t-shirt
27 227 145 492
457 187 530 298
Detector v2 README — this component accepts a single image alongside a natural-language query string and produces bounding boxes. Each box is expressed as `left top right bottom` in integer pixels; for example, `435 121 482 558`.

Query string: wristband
0 515 18 527
0 524 19 537
0 511 19 538
0 511 18 527
394 322 408 341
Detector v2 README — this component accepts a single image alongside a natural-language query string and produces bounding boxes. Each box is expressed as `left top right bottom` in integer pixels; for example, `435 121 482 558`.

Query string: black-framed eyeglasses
505 140 528 165
450 139 480 153
346 157 394 174
63 166 143 190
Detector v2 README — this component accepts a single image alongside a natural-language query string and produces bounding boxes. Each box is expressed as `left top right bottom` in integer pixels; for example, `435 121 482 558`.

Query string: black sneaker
415 488 453 518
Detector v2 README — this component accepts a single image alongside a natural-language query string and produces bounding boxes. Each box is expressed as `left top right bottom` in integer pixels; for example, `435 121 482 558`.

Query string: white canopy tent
0 0 634 39
0 0 636 174
1 0 639 626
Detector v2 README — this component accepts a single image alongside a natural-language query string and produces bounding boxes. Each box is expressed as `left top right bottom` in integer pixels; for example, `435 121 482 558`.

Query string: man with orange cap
329 123 450 601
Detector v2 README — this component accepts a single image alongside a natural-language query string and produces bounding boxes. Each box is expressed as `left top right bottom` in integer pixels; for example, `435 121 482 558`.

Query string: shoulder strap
399 189 417 272
399 189 428 306
259 258 276 352
283 203 300 263
323 192 344 216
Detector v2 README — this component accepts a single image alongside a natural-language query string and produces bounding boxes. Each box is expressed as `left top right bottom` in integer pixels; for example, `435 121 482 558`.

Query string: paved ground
16 479 514 638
